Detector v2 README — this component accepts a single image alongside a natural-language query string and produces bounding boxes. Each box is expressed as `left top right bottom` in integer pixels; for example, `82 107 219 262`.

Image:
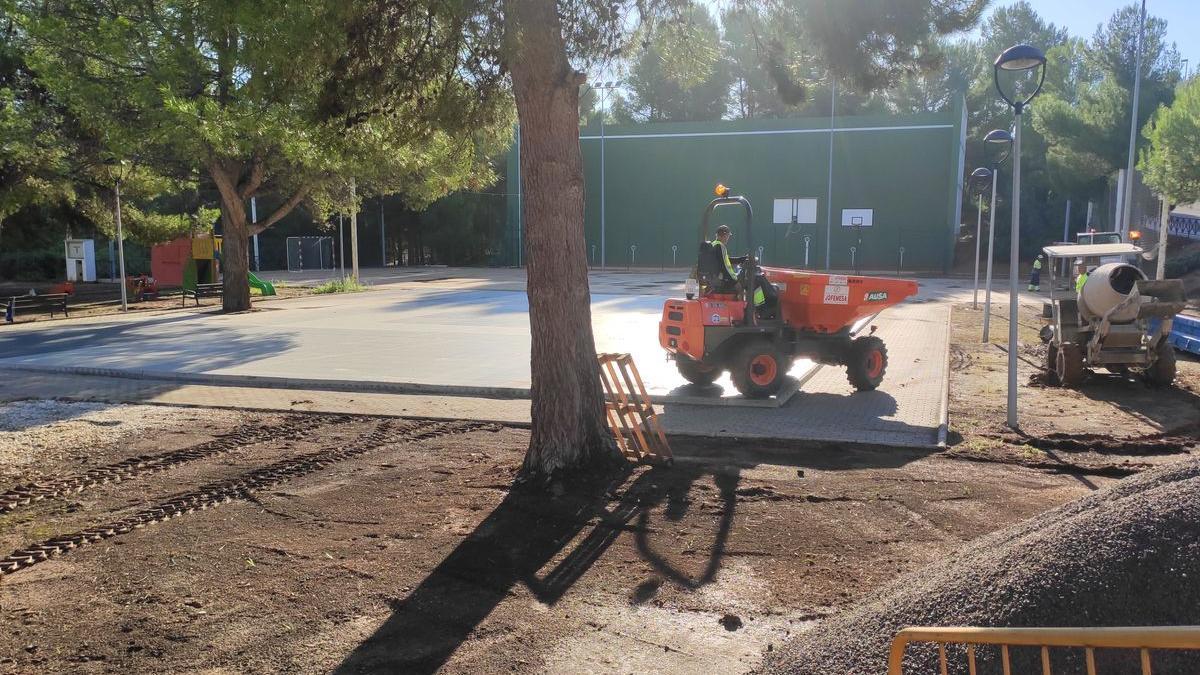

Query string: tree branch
249 185 311 235
238 156 264 199
208 159 240 207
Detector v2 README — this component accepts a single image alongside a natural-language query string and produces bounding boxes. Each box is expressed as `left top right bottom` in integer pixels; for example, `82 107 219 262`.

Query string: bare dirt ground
0 399 1113 675
946 301 1200 475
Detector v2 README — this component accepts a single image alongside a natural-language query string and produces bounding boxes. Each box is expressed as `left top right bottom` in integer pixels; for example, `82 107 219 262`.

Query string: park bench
4 293 69 324
182 282 224 307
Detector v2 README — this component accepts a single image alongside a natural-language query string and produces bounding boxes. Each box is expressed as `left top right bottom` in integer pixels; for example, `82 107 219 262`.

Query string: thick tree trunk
219 202 253 312
505 0 619 482
209 162 254 312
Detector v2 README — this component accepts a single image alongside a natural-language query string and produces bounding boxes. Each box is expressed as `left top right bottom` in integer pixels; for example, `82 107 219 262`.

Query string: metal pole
1085 201 1093 232
379 199 386 267
251 197 260 272
1007 109 1023 429
824 78 836 271
1062 199 1071 242
350 177 359 281
1156 197 1169 280
515 124 522 268
338 213 345 278
1115 169 1126 234
114 178 128 312
973 193 983 309
983 168 998 342
1121 0 1148 236
600 88 607 269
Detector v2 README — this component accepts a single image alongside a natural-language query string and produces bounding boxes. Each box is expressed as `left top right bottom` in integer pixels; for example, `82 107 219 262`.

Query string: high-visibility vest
1075 272 1088 294
712 239 738 279
1033 258 1043 271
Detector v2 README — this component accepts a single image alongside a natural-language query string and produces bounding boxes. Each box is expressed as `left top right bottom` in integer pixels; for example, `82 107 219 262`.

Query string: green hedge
0 248 61 281
1165 249 1200 278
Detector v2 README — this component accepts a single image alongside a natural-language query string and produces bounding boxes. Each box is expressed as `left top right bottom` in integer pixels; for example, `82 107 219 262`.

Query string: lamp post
969 167 992 310
1119 0 1147 236
982 128 1013 343
114 175 128 312
591 81 620 269
994 44 1047 429
104 158 131 313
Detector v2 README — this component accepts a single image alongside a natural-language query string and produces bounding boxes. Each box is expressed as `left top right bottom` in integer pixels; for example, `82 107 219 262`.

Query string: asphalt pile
761 459 1200 674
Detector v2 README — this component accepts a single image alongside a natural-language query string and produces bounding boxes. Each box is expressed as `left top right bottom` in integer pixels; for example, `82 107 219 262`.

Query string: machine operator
711 225 776 311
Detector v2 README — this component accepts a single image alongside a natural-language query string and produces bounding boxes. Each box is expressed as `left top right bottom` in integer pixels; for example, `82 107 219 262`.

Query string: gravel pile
761 459 1200 674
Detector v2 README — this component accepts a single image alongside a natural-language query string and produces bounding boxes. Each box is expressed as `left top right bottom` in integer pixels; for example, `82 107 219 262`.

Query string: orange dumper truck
659 186 918 398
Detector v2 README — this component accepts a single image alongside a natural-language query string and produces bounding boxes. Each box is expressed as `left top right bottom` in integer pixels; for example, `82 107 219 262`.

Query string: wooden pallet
597 353 673 466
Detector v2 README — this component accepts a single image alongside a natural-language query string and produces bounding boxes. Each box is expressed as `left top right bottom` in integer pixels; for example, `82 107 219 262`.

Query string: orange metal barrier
888 626 1200 675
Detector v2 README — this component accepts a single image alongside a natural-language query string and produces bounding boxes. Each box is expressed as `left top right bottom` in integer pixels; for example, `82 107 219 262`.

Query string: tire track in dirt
0 415 347 515
0 419 500 577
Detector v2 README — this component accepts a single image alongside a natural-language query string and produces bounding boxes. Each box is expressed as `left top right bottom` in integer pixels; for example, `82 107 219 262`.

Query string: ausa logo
865 291 888 302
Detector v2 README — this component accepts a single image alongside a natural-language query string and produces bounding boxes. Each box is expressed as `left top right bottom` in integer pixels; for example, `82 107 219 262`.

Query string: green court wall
503 100 965 272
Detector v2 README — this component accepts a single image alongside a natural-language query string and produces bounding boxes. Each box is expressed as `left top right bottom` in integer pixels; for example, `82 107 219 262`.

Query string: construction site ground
946 299 1200 475
0 400 1124 674
3 280 1199 673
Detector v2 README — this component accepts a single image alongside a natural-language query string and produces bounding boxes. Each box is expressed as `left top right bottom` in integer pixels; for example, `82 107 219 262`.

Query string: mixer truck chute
1040 243 1187 387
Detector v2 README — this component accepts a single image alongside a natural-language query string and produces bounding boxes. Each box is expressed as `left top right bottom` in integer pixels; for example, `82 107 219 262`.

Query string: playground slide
248 271 277 296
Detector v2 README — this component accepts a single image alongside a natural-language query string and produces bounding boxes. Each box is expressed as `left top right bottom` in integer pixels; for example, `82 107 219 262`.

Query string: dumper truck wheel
1144 341 1177 387
1055 343 1085 388
731 340 785 398
676 355 721 385
846 336 888 391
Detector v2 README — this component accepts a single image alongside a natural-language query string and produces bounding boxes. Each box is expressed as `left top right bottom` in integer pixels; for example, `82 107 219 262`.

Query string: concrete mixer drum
1040 243 1187 388
1078 263 1147 323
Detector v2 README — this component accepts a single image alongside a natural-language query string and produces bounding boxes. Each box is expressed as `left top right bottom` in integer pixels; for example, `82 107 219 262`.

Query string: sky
989 0 1199 74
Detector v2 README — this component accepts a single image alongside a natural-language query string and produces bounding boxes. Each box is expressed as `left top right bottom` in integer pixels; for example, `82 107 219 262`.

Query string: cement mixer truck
1040 243 1187 387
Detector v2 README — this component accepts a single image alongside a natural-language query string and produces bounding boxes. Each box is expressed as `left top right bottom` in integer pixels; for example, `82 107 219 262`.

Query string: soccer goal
286 236 334 272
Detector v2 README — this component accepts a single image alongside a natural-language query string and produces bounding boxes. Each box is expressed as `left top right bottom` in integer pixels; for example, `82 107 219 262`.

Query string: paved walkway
1 269 957 447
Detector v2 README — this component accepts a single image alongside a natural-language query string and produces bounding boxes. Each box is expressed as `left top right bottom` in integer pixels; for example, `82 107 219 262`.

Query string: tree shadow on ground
334 462 739 674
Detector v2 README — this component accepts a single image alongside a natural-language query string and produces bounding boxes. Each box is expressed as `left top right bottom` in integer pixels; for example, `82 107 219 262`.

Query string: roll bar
699 195 756 326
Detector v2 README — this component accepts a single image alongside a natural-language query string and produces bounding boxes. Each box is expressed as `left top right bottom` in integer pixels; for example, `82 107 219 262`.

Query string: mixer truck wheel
847 336 888 391
731 340 785 398
1055 343 1085 388
1144 341 1177 387
676 355 721 385
1044 343 1061 386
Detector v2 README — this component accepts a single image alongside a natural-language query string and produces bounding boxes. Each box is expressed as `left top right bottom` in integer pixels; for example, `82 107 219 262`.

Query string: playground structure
151 234 275 297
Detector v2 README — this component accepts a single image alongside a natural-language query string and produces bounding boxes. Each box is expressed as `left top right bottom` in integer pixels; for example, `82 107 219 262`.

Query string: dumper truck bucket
1134 279 1187 320
759 267 919 334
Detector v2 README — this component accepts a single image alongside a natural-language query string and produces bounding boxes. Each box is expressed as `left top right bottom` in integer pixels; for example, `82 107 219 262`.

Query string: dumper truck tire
676 355 721 385
1055 343 1085 388
731 339 786 398
1144 341 1177 387
846 336 888 392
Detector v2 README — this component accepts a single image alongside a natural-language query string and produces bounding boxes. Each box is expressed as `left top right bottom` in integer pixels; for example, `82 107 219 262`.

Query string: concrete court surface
0 269 997 446
0 272 817 399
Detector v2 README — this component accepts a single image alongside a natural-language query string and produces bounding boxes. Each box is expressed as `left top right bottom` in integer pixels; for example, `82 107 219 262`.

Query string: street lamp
104 158 132 313
969 167 992 310
994 43 1047 429
591 81 620 269
981 128 1013 343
